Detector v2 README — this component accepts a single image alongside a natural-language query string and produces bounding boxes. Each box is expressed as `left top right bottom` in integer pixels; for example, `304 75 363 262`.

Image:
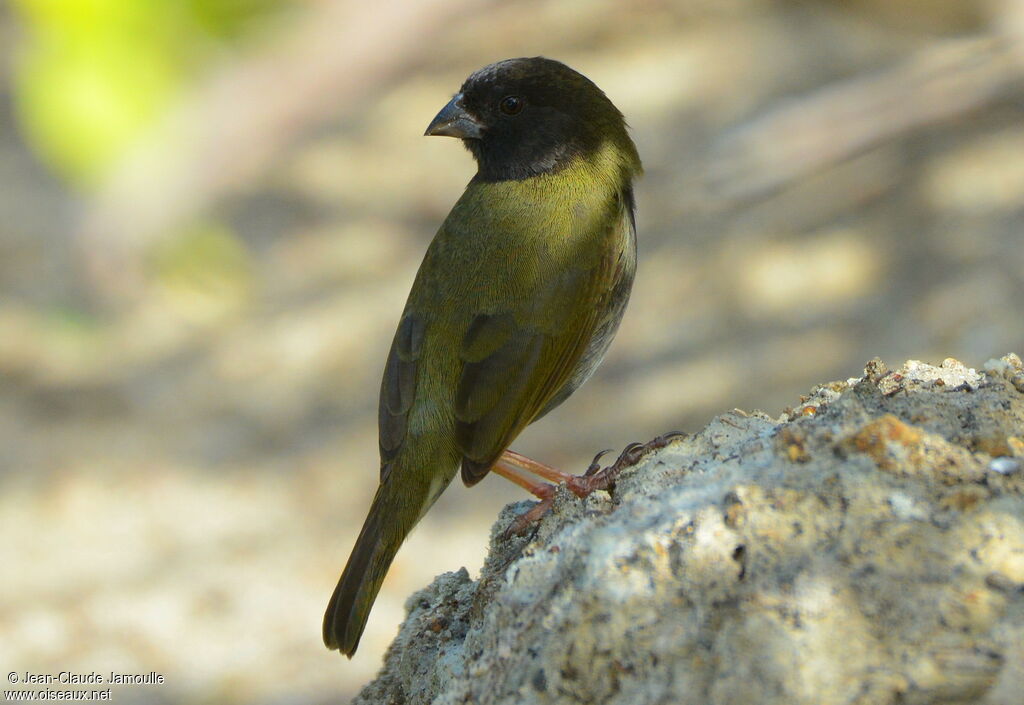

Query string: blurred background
2 0 1023 702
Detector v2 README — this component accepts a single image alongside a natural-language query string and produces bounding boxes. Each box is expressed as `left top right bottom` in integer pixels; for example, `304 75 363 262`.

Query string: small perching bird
323 57 642 656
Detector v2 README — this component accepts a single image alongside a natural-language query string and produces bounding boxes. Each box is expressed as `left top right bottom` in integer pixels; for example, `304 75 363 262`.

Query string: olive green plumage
323 57 642 656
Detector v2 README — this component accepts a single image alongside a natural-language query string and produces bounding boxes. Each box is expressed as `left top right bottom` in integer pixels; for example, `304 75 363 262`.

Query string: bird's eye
499 95 524 115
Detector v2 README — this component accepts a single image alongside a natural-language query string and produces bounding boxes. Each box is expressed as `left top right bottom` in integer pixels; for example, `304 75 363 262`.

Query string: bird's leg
500 432 688 499
490 457 557 500
495 433 687 535
490 457 558 536
497 450 595 497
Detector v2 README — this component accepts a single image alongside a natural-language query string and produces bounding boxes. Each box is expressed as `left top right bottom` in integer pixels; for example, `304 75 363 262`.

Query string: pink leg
490 458 556 500
492 434 687 535
498 450 594 498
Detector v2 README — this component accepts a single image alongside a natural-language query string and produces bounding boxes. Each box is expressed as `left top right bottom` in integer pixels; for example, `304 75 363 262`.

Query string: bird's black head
425 57 638 182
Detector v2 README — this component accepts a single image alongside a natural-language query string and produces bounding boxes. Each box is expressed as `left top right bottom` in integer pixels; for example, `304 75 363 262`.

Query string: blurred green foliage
9 0 285 316
11 0 287 187
151 221 253 320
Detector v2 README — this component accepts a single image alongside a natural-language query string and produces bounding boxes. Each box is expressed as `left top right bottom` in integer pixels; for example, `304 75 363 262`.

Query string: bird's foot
497 432 687 535
576 431 688 494
505 496 556 536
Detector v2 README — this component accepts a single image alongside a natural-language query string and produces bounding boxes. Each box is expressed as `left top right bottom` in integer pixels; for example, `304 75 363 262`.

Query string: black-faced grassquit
323 56 642 656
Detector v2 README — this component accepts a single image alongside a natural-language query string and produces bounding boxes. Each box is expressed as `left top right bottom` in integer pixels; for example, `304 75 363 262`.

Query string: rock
352 356 1024 705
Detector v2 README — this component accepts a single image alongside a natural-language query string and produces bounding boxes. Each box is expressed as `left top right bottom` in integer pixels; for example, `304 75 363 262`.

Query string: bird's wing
378 311 425 483
454 212 631 486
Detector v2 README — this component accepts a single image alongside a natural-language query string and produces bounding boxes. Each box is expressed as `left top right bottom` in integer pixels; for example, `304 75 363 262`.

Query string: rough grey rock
353 356 1024 705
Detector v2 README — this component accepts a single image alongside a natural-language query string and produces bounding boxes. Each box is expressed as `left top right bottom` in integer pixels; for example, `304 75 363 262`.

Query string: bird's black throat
463 127 597 183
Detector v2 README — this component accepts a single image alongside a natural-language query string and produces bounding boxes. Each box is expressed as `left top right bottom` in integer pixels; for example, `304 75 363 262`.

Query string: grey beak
424 94 483 139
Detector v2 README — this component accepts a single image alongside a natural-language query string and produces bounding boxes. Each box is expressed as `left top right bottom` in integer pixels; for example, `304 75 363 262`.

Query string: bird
323 56 642 656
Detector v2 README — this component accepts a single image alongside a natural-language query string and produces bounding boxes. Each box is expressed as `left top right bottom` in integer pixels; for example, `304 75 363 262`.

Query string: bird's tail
322 481 418 656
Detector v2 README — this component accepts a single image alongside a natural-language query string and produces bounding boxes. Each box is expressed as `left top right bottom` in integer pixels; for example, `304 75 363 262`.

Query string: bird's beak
424 94 483 139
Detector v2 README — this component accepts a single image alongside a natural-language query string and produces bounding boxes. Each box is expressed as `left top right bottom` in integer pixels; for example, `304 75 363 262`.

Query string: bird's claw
504 497 554 537
583 431 688 493
584 449 614 476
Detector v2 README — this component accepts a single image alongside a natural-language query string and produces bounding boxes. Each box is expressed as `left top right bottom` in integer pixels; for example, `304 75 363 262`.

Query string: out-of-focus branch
78 0 483 300
703 3 1024 204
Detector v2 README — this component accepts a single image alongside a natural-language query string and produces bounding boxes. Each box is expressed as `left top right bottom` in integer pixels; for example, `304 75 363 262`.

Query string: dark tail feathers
322 488 403 656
